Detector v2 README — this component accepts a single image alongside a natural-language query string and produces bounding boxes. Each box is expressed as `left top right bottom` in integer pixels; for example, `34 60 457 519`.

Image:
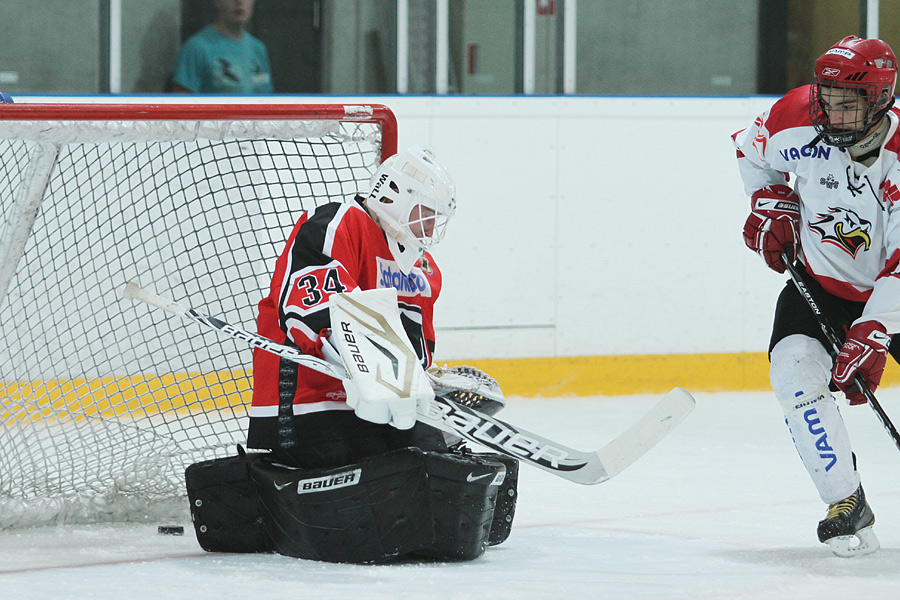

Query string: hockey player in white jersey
733 36 900 557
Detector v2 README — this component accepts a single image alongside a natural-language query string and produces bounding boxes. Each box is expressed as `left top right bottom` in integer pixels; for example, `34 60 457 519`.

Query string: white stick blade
122 282 180 314
122 281 140 300
595 388 696 478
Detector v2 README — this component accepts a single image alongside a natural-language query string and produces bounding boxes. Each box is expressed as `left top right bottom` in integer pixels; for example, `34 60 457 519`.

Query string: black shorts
261 410 448 469
769 262 900 364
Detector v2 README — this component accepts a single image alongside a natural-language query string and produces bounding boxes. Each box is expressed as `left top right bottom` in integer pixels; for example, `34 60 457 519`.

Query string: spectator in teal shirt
173 0 273 94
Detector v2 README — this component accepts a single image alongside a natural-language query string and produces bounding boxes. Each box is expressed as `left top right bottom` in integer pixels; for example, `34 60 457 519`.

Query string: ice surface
3 390 900 600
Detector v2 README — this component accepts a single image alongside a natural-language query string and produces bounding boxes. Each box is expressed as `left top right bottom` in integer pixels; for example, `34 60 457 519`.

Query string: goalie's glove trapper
427 365 506 416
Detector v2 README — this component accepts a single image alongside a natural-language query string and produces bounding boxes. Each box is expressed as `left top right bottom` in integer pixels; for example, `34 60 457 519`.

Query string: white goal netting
0 103 395 528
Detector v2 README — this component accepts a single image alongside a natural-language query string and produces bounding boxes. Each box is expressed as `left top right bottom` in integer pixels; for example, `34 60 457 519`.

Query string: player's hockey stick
122 282 348 381
780 253 900 451
123 282 695 485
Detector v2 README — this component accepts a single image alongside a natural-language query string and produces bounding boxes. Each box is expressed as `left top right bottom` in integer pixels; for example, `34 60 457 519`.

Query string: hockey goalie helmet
365 146 457 274
810 36 897 147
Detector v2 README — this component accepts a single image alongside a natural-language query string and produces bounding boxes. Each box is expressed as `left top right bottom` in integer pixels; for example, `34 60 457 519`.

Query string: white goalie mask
365 146 457 274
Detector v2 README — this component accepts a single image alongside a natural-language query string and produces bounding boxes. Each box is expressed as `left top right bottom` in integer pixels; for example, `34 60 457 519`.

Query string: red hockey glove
742 185 800 273
832 321 891 405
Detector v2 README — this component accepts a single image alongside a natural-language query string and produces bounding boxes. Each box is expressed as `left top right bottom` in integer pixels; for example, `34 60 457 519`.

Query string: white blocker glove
341 376 432 430
320 331 419 426
329 288 435 430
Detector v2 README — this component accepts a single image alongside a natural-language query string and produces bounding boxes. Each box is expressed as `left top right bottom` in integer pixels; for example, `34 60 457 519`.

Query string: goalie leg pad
249 447 435 563
413 451 505 561
475 452 519 546
185 447 272 553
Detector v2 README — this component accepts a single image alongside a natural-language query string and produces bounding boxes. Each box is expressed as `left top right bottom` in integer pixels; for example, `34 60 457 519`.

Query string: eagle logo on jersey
808 207 872 257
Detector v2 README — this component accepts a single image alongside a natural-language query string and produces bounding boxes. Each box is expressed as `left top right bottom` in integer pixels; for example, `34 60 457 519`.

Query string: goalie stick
123 282 695 485
780 253 900 452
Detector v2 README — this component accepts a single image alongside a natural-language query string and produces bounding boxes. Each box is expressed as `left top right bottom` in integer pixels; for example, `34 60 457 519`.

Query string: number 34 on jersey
285 260 351 315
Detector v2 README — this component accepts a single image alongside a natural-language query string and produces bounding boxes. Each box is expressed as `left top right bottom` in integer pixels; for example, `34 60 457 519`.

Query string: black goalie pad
184 447 272 553
477 452 519 546
414 451 506 561
442 447 520 547
186 446 512 563
249 447 435 563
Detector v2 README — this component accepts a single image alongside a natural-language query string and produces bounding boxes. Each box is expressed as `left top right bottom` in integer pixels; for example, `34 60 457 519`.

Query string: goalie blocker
186 446 518 562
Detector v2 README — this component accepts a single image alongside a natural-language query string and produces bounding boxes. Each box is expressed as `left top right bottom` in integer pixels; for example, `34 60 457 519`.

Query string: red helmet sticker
825 48 856 59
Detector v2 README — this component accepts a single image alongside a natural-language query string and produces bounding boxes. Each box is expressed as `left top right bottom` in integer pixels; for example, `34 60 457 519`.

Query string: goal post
0 102 398 528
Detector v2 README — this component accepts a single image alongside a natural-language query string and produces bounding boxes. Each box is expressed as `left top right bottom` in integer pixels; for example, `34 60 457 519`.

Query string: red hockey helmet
809 36 897 147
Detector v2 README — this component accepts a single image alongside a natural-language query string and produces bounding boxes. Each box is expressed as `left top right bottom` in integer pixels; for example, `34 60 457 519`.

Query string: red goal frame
0 102 399 163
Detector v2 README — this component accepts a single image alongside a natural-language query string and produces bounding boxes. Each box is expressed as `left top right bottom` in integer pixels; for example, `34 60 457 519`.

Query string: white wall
9 94 785 361
373 95 784 361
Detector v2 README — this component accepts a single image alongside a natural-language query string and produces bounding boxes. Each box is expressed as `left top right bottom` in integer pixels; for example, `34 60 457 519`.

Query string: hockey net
0 103 397 528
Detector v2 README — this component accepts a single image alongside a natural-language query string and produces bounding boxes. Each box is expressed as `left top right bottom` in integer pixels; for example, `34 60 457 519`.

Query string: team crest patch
419 255 433 275
809 207 872 257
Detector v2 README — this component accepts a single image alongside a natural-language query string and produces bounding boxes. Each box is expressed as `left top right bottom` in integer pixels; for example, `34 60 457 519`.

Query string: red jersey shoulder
338 201 380 231
883 108 900 157
275 202 381 325
299 202 386 273
317 202 382 246
764 85 813 137
883 112 900 208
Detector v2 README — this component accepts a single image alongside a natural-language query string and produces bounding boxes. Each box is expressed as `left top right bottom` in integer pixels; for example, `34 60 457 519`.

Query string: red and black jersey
247 199 442 450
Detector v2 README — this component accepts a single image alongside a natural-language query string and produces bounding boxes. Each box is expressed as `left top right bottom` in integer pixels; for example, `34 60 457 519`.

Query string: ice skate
817 485 879 557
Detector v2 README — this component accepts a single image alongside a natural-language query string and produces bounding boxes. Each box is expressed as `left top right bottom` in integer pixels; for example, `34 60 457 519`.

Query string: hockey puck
158 525 185 536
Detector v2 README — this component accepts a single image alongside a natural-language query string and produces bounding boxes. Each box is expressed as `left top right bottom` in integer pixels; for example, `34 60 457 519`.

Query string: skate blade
825 526 880 558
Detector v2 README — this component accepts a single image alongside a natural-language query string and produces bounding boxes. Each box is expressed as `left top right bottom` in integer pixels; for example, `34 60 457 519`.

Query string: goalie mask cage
0 103 397 528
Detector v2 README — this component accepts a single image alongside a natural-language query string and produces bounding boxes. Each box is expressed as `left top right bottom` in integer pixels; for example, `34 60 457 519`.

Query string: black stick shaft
780 253 900 451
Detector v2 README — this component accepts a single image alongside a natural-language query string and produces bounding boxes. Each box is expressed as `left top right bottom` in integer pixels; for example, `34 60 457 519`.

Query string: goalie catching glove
329 288 434 430
743 184 801 273
427 365 506 416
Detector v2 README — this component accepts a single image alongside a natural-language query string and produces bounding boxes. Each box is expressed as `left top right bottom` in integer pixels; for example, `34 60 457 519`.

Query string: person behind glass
732 36 900 557
172 0 273 94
